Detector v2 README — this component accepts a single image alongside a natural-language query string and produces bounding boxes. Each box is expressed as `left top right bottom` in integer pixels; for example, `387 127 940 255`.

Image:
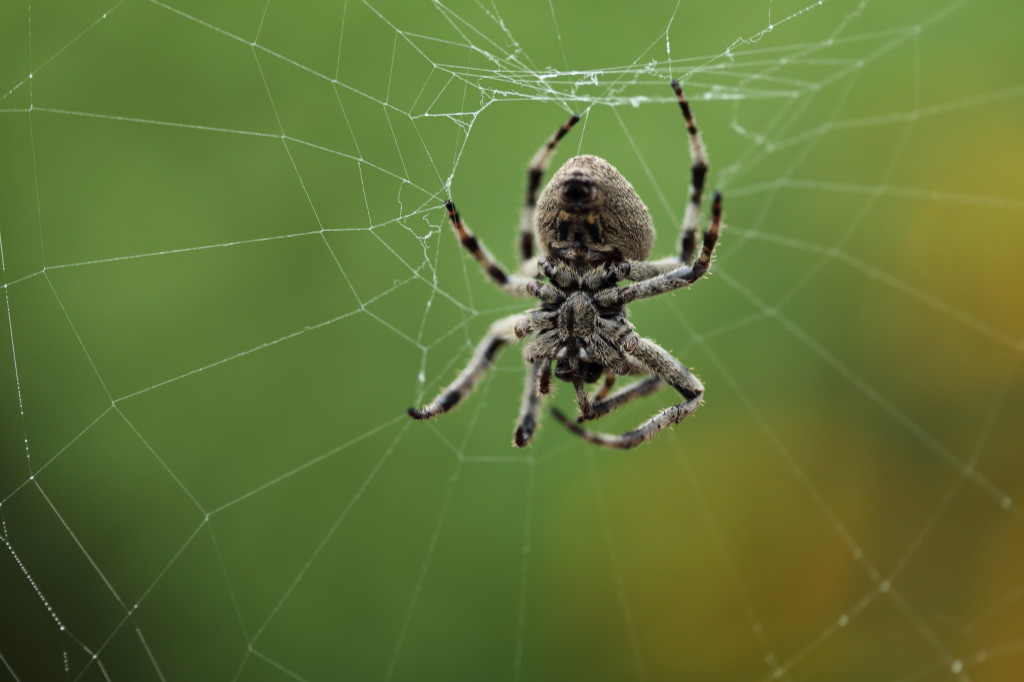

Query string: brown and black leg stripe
514 358 550 447
691 191 722 277
519 114 581 262
671 79 710 266
408 315 523 420
614 193 721 301
446 200 511 288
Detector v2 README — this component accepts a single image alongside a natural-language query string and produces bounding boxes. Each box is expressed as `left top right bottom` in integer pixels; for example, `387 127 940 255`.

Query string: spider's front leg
408 313 525 420
552 338 703 449
514 357 551 447
578 376 665 423
576 353 663 422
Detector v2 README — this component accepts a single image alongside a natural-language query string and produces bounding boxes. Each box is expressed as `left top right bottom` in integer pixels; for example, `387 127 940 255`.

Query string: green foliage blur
2 0 1023 680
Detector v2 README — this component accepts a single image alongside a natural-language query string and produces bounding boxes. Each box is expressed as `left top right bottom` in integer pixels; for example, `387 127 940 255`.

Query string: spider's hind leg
518 114 580 264
627 81 720 283
445 201 532 296
671 79 710 266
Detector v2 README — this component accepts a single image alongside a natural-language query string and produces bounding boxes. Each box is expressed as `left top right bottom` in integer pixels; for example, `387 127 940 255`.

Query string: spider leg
572 378 594 420
552 338 703 449
582 357 662 421
519 114 581 263
514 358 551 447
611 193 721 303
578 377 665 423
626 80 718 281
672 79 710 267
445 200 535 297
592 374 617 402
408 314 524 420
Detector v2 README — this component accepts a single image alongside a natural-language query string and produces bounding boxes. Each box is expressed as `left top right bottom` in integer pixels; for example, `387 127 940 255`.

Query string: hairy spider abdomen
536 155 655 262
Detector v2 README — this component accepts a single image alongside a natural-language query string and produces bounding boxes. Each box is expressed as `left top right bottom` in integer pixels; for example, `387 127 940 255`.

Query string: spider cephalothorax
523 257 636 385
408 80 722 449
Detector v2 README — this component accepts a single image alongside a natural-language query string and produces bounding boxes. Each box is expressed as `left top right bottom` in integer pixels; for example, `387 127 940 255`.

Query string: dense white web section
1 0 1023 680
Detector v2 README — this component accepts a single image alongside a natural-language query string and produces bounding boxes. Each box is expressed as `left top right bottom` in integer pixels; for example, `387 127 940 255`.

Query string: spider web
2 0 1023 680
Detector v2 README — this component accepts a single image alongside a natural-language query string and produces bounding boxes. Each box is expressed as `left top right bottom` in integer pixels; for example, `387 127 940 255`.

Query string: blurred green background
2 0 1023 680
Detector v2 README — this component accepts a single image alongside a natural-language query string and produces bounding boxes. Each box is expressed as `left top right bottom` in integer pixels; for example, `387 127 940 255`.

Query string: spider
408 80 722 449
